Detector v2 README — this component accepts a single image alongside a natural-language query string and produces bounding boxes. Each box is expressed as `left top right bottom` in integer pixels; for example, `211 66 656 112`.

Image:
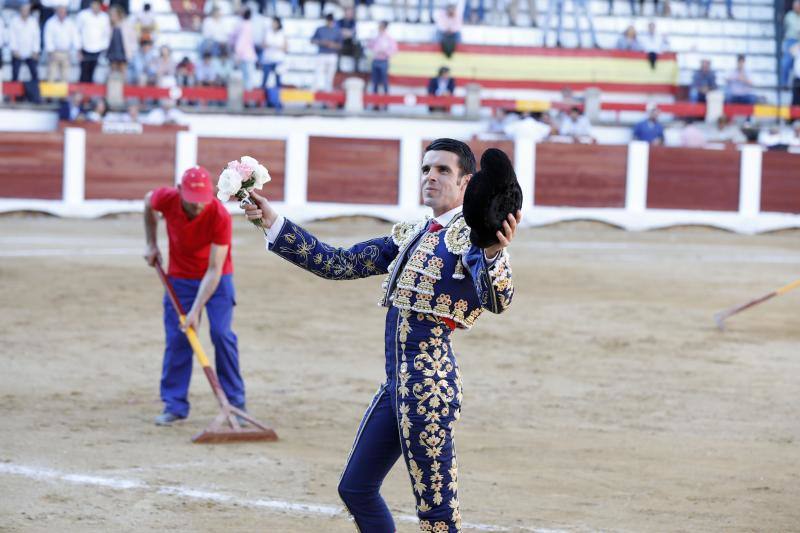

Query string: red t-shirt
151 187 233 279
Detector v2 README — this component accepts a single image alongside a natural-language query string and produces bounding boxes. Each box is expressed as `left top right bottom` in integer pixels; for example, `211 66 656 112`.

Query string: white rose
217 168 243 201
240 155 259 170
252 164 271 189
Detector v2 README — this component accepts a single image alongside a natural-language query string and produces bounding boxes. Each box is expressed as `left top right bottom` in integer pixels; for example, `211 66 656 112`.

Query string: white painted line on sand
0 462 568 532
0 248 141 257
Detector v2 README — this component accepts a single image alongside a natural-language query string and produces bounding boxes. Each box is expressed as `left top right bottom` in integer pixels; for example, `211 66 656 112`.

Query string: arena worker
143 166 246 426
243 138 522 532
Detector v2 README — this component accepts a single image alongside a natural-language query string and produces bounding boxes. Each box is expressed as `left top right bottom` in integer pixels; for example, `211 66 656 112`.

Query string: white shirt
0 19 6 48
77 9 111 53
44 15 79 53
504 117 551 142
262 29 286 64
9 15 41 58
202 16 229 44
559 115 592 137
640 31 668 54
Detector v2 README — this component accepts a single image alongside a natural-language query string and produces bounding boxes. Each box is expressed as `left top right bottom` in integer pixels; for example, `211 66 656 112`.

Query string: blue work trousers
161 274 245 417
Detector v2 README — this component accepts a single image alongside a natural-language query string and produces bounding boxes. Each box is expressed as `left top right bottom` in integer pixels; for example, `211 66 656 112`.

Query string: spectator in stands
337 6 361 72
640 21 668 69
705 115 745 145
559 106 593 142
608 0 637 16
230 7 258 91
0 18 6 80
632 104 664 145
77 0 110 83
290 0 306 17
488 108 518 134
248 3 267 63
637 0 662 16
508 0 538 27
543 0 598 49
758 124 793 149
392 0 412 23
258 0 277 17
58 91 86 121
145 98 188 125
368 21 397 104
504 111 553 142
43 4 79 82
781 0 800 87
176 56 195 85
725 54 757 104
195 51 223 85
702 0 733 19
107 6 138 76
129 39 157 85
155 44 177 87
311 14 342 93
135 3 157 44
201 6 228 58
86 97 108 121
261 17 286 90
9 3 40 82
615 25 641 51
680 118 707 147
434 2 462 58
121 100 142 123
793 44 800 106
427 65 455 112
560 86 583 106
464 0 485 24
417 0 435 23
689 59 716 103
428 65 455 96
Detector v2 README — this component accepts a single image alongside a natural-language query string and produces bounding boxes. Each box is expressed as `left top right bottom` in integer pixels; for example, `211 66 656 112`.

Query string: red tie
428 221 443 233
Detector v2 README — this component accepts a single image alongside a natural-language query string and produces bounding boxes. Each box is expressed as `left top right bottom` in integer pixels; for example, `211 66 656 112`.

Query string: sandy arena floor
0 214 798 533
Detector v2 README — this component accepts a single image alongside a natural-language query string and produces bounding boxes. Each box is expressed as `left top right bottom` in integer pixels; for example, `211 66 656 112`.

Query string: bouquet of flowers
217 156 271 227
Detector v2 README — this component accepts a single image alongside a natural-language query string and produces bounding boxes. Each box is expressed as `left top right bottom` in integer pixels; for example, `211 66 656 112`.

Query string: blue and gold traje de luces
268 214 514 532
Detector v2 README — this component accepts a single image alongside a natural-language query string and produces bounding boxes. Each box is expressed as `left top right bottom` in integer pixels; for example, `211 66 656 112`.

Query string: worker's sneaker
154 412 185 426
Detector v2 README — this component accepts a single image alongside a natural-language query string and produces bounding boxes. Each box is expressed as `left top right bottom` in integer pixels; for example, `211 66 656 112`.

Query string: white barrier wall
0 113 799 234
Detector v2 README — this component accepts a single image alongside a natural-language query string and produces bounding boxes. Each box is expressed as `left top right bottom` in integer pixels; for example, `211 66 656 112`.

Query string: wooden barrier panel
197 137 286 201
534 143 627 207
760 151 800 214
307 136 399 204
0 132 63 200
647 147 740 211
84 126 179 200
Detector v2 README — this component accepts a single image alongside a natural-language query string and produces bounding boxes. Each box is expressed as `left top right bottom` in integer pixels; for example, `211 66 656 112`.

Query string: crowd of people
0 0 798 134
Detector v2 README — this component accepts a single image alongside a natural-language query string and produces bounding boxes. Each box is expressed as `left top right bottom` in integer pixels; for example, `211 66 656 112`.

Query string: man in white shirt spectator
559 106 594 142
201 6 229 58
10 4 41 82
368 21 397 98
77 0 111 83
639 21 668 69
725 54 758 104
44 4 79 82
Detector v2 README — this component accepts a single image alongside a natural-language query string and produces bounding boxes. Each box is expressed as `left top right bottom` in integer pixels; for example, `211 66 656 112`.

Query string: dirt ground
0 214 798 533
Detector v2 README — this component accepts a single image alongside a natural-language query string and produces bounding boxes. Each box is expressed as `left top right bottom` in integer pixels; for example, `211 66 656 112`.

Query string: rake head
192 405 278 444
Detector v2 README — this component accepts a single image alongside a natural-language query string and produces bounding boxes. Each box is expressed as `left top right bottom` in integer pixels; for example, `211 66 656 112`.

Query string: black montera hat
463 148 523 248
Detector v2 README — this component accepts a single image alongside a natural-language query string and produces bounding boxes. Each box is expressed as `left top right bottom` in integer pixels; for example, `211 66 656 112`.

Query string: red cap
180 166 214 203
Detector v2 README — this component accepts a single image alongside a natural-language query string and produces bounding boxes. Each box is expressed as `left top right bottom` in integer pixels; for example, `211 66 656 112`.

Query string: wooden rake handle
715 278 800 330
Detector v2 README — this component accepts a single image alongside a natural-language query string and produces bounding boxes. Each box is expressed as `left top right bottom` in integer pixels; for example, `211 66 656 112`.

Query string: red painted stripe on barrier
396 42 678 60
